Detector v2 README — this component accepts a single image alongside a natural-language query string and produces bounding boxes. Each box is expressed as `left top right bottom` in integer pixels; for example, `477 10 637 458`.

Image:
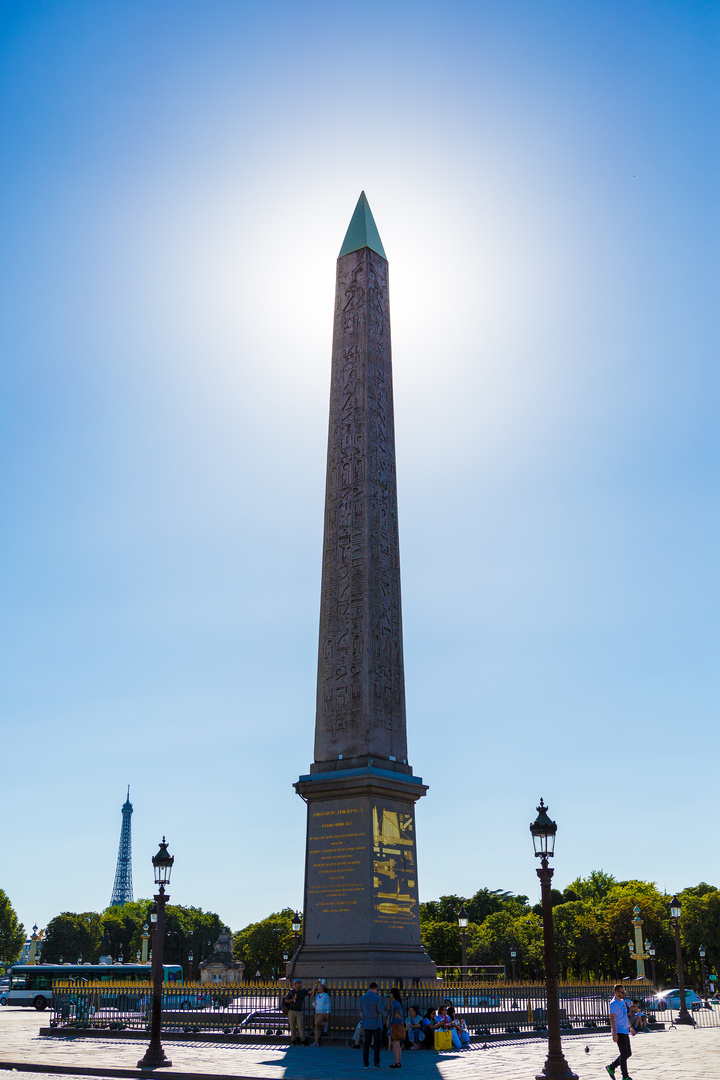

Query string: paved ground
1 1008 719 1079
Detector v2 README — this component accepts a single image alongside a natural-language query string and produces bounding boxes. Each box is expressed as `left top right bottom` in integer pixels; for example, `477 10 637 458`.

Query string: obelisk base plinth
292 767 436 982
290 942 436 983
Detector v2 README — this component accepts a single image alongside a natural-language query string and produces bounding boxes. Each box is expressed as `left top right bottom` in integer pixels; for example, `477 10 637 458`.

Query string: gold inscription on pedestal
372 805 418 930
308 805 366 915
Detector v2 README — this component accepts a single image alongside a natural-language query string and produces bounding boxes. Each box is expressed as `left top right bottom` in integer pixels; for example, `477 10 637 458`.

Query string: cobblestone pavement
1 1009 719 1079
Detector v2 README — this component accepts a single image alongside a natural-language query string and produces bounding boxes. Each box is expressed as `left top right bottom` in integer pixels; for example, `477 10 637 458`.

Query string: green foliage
0 890 24 963
565 871 616 903
41 902 225 976
419 889 531 968
676 888 720 988
419 875 720 987
232 909 295 977
420 920 463 965
420 888 529 927
43 912 104 964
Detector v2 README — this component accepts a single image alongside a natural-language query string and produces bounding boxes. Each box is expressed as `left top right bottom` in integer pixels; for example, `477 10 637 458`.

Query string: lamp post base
535 1052 579 1080
137 1043 172 1069
675 1011 695 1026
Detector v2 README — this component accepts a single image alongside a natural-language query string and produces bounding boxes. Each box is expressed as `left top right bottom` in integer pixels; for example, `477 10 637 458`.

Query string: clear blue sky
1 1 718 938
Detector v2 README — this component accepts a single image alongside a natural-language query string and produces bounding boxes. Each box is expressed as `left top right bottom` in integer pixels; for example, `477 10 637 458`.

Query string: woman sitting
405 1005 423 1049
435 1005 452 1030
420 1008 437 1048
446 1005 470 1048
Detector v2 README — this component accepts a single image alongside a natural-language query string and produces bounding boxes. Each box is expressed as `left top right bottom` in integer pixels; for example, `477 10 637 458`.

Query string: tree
419 895 466 924
42 912 104 964
100 899 154 963
420 889 530 928
163 905 224 977
0 890 24 962
565 871 616 904
232 909 295 977
420 920 465 966
41 902 226 974
603 881 672 982
467 888 530 923
676 888 720 991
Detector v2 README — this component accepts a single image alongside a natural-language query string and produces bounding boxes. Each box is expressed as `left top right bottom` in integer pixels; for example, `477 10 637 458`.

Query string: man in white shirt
607 984 635 1079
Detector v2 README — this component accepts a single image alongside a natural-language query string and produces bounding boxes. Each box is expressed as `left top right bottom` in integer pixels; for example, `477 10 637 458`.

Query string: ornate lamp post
457 905 469 975
292 911 302 954
510 947 517 982
188 950 194 982
137 838 174 1069
699 946 708 1005
29 926 39 965
646 941 657 991
628 906 648 978
669 896 693 1025
530 799 578 1080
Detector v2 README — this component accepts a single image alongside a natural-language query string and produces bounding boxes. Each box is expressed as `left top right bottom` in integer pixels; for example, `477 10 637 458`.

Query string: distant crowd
282 979 471 1066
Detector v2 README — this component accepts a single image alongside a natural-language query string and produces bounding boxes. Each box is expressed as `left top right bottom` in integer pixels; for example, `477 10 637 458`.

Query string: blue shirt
610 997 630 1034
360 990 384 1029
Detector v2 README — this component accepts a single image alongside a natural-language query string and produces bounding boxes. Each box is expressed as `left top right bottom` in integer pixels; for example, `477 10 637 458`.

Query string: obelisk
293 193 435 981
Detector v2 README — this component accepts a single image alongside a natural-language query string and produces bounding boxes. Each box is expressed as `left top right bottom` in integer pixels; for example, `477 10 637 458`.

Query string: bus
0 963 183 1011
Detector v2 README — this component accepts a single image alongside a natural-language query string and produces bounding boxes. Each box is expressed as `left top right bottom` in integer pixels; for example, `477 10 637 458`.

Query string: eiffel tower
110 787 134 906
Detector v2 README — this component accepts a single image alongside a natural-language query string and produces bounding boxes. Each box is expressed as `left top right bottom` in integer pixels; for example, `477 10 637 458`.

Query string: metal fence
49 979 711 1040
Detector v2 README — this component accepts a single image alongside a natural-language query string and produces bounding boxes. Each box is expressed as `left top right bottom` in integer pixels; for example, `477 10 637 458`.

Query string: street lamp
188 950 194 982
292 911 302 954
30 925 39 965
166 930 181 964
530 799 578 1080
699 946 708 1005
510 947 517 982
646 941 657 991
457 905 468 976
669 896 693 1025
137 837 174 1069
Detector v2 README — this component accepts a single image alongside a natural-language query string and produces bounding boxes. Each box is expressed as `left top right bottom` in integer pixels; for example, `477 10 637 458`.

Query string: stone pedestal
199 927 244 985
292 766 435 981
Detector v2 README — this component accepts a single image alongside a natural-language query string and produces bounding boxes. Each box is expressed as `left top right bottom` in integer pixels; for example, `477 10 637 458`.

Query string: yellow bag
434 1029 453 1051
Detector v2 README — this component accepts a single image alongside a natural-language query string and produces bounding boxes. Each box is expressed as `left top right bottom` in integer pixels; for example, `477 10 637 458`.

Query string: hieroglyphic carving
314 247 408 763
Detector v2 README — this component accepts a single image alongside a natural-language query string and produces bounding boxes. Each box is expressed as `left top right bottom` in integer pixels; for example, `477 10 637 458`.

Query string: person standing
360 980 385 1069
388 987 405 1068
282 979 308 1046
607 983 635 1079
311 980 331 1046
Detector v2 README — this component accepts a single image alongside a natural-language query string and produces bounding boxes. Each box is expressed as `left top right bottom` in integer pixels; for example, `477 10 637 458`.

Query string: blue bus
1 963 183 1010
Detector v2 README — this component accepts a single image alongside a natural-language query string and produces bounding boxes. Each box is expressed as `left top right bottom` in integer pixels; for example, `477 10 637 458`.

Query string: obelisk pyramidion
293 193 435 981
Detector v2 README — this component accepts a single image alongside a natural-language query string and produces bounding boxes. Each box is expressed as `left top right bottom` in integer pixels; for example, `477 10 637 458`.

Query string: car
649 989 703 1012
163 988 210 1010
